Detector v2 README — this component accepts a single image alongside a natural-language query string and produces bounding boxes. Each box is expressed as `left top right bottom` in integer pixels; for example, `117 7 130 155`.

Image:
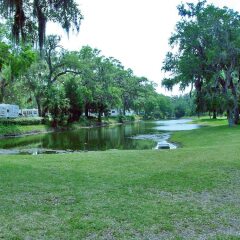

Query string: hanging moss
0 0 83 50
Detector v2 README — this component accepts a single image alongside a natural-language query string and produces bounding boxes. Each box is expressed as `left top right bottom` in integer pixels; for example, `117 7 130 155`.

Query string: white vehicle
109 109 135 116
109 109 121 117
0 104 20 118
21 108 39 117
125 109 135 116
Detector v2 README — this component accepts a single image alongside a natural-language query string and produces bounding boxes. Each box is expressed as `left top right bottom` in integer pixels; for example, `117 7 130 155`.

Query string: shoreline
0 119 140 139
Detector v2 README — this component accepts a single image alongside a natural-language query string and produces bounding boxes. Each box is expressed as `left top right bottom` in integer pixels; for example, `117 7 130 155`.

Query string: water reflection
153 119 199 131
0 119 199 154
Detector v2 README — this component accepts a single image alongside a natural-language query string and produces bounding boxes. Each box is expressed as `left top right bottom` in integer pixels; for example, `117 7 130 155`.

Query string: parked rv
109 109 135 116
0 104 20 118
109 109 121 117
21 109 39 117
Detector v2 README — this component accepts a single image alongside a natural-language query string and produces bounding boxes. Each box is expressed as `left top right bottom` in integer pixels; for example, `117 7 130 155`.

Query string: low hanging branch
51 69 82 83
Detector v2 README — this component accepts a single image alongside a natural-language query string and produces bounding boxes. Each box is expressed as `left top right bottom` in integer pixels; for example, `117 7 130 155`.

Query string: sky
47 0 240 96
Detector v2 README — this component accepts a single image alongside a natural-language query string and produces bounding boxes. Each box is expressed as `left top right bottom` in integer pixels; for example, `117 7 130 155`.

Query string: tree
64 76 83 122
21 59 48 116
44 84 69 127
171 95 195 118
0 44 36 103
162 1 240 126
0 0 83 49
93 56 122 121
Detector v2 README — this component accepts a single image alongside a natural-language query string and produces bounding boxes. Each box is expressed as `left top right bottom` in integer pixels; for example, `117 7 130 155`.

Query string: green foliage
174 105 185 119
162 1 240 125
64 77 83 122
0 124 47 136
116 115 135 123
0 32 193 126
0 0 83 49
0 117 43 125
171 94 196 118
44 85 70 127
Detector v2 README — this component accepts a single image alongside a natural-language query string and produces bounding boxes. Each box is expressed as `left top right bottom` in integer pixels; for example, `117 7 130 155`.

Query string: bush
128 115 135 121
175 105 185 119
117 115 135 123
117 115 125 123
0 117 43 126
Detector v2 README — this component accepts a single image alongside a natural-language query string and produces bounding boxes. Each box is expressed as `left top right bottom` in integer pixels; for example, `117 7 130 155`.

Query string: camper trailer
0 104 20 118
21 108 39 117
109 109 121 117
109 109 135 117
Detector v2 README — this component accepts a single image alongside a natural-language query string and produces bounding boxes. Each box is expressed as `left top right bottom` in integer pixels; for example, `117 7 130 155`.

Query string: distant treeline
0 24 195 126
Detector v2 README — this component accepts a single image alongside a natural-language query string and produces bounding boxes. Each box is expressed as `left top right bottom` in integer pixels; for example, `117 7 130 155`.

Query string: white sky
47 0 240 96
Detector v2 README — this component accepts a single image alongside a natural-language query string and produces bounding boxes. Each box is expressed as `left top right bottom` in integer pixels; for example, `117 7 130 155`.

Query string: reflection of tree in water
0 122 158 151
0 134 45 149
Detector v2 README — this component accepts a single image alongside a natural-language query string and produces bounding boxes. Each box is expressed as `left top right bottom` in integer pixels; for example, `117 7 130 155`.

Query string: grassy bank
191 116 228 126
71 116 138 128
0 117 50 137
0 120 240 238
0 116 138 137
0 124 49 136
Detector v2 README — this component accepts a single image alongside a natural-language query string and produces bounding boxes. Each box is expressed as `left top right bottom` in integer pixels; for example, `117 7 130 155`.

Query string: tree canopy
0 0 83 49
162 0 240 126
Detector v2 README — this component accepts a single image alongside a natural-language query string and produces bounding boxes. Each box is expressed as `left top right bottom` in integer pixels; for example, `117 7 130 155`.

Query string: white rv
109 109 121 116
21 108 39 117
125 109 135 116
109 109 135 116
0 104 20 118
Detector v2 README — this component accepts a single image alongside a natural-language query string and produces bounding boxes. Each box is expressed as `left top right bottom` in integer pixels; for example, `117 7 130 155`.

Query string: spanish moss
0 0 83 50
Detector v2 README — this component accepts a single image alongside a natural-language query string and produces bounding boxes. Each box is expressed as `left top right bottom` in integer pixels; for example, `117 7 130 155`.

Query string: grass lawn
1 120 240 239
191 116 228 126
0 124 49 136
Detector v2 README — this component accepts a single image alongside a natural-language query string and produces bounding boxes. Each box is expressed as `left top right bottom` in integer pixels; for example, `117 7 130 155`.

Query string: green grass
0 124 49 136
191 116 228 126
0 120 240 238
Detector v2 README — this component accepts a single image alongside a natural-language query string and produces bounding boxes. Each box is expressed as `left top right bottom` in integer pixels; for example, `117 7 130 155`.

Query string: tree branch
51 69 82 83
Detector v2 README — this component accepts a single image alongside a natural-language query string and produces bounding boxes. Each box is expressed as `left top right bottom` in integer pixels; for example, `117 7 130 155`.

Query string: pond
0 119 200 155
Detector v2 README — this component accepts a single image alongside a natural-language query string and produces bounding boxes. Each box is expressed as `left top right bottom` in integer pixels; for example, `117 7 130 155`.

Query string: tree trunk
209 111 212 119
229 77 239 125
213 109 217 119
123 105 126 116
0 80 6 103
41 107 48 118
98 111 102 122
0 92 3 103
35 96 42 117
233 95 239 125
224 70 238 126
85 104 89 117
227 109 234 127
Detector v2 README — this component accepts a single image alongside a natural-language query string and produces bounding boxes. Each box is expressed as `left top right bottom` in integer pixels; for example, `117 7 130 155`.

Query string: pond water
0 119 200 155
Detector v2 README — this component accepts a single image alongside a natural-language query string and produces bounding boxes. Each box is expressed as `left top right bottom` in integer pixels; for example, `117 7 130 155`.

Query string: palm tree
0 0 83 49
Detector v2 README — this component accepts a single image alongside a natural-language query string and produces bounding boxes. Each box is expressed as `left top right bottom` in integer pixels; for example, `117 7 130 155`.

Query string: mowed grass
1 120 240 238
191 116 228 126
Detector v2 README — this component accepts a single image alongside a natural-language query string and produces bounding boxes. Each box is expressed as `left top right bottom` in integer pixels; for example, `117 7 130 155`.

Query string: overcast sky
47 0 240 95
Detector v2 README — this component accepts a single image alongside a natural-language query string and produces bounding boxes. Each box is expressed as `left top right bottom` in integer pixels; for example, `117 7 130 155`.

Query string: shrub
117 115 135 123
